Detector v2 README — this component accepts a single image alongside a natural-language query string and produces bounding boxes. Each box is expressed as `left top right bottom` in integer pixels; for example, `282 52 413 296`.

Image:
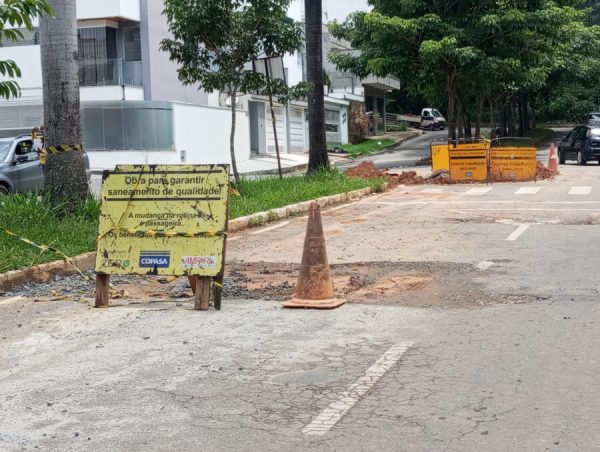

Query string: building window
0 28 40 47
325 109 339 133
124 27 141 62
78 27 118 86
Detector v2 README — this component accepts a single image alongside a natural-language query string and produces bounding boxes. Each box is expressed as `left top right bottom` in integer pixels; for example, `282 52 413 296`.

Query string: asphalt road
3 147 600 451
336 128 571 171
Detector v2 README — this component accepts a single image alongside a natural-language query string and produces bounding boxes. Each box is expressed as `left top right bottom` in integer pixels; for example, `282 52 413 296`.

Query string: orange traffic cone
283 202 345 309
548 143 558 173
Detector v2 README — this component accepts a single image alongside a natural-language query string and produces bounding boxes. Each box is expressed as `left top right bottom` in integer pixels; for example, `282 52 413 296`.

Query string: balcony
76 0 140 22
360 75 401 92
79 58 143 87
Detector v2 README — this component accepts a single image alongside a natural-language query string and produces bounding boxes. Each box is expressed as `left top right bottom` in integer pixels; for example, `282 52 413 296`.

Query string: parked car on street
558 125 600 165
586 112 600 126
0 135 90 194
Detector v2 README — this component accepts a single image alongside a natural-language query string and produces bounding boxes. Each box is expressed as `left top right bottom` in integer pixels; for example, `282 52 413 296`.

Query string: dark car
558 125 600 165
586 112 600 126
0 135 90 194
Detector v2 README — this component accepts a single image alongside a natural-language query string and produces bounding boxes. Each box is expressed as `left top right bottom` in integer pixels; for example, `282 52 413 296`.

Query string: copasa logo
139 251 171 268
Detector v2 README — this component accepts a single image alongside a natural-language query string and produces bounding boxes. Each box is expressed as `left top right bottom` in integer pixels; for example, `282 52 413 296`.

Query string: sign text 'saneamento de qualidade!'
95 165 230 277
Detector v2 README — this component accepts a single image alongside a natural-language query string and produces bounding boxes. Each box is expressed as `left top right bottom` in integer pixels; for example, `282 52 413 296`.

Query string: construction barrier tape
46 144 82 154
98 227 225 241
0 227 92 282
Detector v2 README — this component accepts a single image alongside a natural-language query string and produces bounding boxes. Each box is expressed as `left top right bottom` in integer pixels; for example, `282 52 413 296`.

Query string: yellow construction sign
449 147 488 181
431 144 450 172
95 164 230 277
490 147 537 181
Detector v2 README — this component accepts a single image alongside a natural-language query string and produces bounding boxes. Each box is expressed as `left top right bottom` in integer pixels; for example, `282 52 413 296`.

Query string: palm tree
40 0 88 204
304 0 329 174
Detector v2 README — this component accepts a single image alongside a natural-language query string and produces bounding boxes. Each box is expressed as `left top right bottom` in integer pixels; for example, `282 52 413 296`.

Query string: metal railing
79 59 143 87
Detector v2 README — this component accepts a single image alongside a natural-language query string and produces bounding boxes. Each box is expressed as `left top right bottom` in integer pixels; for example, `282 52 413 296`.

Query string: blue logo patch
139 251 171 268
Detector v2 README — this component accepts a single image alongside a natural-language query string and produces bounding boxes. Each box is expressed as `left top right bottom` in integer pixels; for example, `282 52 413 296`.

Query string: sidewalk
237 153 308 175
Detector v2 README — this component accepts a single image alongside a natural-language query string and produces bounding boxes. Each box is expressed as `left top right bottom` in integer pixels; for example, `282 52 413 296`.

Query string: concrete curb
228 186 377 233
0 252 96 292
0 186 385 292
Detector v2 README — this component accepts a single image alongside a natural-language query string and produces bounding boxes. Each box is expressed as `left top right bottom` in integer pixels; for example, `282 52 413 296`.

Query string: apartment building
285 0 401 135
0 1 385 170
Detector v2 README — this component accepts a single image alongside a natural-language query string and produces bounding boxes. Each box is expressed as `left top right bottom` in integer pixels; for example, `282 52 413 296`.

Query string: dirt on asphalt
3 261 542 309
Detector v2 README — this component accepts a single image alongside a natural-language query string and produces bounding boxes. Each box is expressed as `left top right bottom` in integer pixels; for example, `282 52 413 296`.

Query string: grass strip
0 170 383 272
335 138 396 157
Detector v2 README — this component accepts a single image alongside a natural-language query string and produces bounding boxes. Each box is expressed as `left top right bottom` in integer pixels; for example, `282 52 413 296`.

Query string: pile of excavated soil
345 161 385 179
535 161 558 180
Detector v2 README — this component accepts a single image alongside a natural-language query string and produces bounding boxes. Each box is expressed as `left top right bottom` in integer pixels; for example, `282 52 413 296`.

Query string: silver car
0 135 90 194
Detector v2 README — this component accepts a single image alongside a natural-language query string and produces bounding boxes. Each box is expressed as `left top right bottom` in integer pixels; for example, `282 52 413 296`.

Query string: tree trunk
40 0 88 205
265 66 283 179
456 93 464 140
517 96 524 137
531 96 537 129
229 89 241 187
464 114 472 139
305 0 329 174
475 96 484 138
522 92 530 132
447 73 457 141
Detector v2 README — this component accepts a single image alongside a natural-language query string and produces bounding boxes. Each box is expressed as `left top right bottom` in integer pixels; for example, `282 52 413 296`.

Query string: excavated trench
5 260 543 309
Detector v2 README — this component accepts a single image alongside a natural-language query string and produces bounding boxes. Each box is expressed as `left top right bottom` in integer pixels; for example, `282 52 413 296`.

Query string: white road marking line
373 200 600 205
515 187 541 195
249 221 290 235
506 224 530 241
476 261 495 271
420 188 445 193
227 236 242 242
569 186 592 195
302 341 413 436
455 208 600 212
375 201 430 206
464 187 492 196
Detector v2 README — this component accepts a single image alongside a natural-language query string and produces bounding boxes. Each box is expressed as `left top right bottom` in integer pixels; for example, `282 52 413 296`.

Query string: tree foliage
0 0 52 99
161 0 306 186
330 0 597 137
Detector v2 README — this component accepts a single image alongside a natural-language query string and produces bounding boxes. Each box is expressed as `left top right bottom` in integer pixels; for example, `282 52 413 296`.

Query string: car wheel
559 152 565 165
577 150 587 165
0 184 10 195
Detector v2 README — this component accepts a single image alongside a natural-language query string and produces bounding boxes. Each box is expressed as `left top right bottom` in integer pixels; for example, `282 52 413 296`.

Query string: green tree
330 1 585 139
0 0 51 99
161 0 304 187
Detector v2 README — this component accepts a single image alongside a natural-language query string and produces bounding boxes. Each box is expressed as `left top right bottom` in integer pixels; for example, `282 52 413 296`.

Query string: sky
323 0 370 22
288 0 370 23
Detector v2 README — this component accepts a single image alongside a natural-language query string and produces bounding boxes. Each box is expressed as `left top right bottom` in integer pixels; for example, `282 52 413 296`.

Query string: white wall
173 103 250 167
87 149 180 171
80 86 145 101
77 0 141 21
87 103 251 171
0 46 42 90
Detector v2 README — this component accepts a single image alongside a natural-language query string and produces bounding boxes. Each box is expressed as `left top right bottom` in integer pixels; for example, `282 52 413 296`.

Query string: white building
0 0 386 171
284 0 400 135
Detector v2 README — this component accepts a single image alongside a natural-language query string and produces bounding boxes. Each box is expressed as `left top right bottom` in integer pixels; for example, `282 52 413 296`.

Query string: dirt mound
535 161 558 180
345 161 385 179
